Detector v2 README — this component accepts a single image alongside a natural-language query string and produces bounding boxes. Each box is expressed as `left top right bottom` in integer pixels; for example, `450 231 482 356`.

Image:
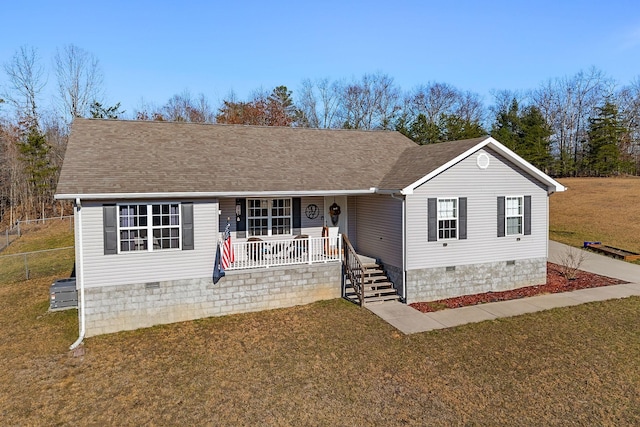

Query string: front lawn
1 274 639 425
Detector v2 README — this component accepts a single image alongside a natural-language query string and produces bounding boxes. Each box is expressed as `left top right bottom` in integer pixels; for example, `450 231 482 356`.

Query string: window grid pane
119 205 148 251
438 219 457 239
271 198 291 235
507 217 522 235
151 203 180 250
248 199 270 237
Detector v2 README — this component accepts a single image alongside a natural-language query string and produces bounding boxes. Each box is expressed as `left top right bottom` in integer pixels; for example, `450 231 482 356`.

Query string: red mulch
410 262 627 313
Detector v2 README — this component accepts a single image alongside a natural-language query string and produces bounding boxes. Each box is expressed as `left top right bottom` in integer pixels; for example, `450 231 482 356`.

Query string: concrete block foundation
405 257 547 304
81 262 341 337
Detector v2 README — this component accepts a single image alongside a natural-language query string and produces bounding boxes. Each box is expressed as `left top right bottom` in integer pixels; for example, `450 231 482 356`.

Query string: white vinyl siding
354 194 402 269
79 200 218 288
406 148 548 270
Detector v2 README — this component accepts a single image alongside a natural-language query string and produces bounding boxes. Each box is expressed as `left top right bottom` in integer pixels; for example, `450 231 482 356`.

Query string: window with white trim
506 196 523 235
118 203 180 252
438 198 458 239
248 198 291 237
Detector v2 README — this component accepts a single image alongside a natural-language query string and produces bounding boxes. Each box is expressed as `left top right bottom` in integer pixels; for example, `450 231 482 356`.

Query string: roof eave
484 137 566 193
54 188 378 201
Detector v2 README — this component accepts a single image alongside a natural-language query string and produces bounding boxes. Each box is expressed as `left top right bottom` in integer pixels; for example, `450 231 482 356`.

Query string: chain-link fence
0 216 74 253
0 246 75 284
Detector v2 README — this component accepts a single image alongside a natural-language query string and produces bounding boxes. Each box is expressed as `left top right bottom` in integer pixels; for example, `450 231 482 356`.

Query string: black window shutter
181 203 194 250
103 205 118 255
458 197 467 240
236 198 247 238
524 195 532 235
427 198 437 242
497 196 505 237
292 197 301 235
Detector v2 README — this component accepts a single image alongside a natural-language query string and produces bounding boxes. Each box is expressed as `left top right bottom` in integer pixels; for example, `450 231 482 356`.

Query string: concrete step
345 286 398 297
363 294 400 304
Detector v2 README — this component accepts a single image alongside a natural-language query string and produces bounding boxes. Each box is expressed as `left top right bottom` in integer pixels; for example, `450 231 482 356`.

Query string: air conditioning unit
49 278 77 311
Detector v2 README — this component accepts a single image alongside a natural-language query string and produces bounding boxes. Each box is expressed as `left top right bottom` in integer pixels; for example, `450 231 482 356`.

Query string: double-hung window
505 196 523 235
428 197 467 242
438 198 458 239
118 203 180 252
248 198 291 237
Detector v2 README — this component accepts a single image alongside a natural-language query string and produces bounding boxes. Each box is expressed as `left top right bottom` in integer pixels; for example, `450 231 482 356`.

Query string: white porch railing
224 235 342 270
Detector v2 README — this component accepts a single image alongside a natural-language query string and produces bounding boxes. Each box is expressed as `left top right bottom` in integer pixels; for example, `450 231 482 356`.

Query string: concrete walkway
368 241 640 334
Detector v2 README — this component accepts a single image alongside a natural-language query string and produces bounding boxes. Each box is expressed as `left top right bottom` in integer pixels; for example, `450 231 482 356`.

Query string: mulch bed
410 262 627 313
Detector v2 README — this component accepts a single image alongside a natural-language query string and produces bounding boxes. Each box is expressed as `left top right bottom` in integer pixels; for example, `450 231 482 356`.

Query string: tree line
1 44 640 225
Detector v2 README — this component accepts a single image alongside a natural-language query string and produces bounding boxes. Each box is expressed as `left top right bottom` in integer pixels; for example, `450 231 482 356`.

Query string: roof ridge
75 117 402 134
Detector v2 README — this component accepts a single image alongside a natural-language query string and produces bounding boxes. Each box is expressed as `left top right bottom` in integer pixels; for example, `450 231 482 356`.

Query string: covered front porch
217 193 404 305
222 233 400 306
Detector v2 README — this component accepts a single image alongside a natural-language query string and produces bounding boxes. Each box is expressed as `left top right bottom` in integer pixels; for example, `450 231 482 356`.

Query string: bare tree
2 46 46 126
531 68 612 175
454 90 486 127
298 79 319 128
54 44 104 122
406 82 459 124
338 72 400 130
616 79 640 173
135 91 214 123
297 78 343 128
159 91 214 123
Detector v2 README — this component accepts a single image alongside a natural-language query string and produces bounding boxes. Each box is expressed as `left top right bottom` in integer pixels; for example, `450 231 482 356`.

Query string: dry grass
550 176 640 254
1 278 639 425
0 218 75 284
2 182 640 424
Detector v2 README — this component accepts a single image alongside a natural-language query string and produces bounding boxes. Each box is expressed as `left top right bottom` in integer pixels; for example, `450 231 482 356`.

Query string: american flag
221 223 234 270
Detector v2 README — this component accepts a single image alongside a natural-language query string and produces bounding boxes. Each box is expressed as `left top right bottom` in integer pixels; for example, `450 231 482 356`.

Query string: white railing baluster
225 235 342 271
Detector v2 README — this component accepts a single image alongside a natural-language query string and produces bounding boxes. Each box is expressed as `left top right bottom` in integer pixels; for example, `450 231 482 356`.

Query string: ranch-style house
55 118 565 339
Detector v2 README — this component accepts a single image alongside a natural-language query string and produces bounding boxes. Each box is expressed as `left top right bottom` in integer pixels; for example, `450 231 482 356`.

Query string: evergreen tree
586 101 627 175
491 99 553 171
267 86 297 126
491 98 520 151
18 125 57 209
408 113 440 144
440 114 485 142
90 101 123 119
519 106 553 171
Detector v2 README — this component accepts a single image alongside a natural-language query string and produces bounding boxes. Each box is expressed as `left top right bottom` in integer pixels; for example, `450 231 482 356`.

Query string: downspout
69 197 85 350
390 193 407 303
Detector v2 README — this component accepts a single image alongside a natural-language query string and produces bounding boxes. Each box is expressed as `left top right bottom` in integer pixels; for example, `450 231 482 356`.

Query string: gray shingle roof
55 118 490 198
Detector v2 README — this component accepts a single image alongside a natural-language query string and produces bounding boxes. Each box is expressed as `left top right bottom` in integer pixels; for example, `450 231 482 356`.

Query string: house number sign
305 204 319 219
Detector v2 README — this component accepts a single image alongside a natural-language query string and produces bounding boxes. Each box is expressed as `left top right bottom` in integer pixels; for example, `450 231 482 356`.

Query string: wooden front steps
344 262 399 305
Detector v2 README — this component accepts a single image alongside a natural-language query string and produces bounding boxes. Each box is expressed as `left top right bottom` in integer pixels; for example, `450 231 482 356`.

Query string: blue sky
2 0 640 116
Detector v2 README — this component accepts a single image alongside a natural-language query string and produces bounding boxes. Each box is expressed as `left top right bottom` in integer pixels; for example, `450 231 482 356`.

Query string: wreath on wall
329 202 341 226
